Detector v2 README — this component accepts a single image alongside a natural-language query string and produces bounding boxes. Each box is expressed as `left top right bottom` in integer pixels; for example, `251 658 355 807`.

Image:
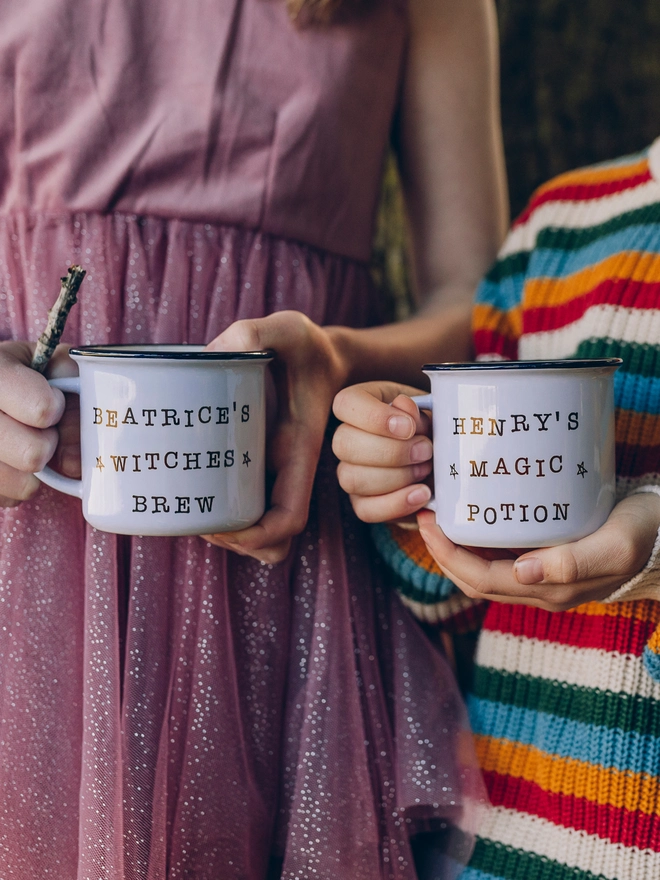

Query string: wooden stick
30 265 86 373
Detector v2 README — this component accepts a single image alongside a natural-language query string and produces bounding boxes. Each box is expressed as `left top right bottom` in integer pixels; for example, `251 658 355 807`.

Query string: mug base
443 524 604 550
83 515 263 537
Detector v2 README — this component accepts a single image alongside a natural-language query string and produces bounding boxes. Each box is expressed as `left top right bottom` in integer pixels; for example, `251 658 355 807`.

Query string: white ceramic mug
36 345 273 536
412 358 622 548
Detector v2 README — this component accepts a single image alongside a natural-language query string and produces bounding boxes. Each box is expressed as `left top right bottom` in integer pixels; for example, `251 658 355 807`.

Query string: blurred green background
374 0 660 319
499 0 660 218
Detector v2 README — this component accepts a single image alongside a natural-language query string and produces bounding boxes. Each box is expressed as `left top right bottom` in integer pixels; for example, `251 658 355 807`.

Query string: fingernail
407 485 431 506
61 450 81 478
412 461 433 480
388 415 414 438
410 440 433 462
514 557 544 585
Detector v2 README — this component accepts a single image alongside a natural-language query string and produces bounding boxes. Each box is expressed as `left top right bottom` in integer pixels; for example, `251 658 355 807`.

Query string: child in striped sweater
332 141 660 879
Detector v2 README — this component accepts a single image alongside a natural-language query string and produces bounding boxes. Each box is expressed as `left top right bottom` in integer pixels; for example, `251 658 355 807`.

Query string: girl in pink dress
0 0 507 876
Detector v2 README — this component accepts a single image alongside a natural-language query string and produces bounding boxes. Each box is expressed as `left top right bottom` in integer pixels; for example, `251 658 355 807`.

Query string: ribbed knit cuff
370 522 487 630
602 485 660 604
370 522 459 603
398 590 488 632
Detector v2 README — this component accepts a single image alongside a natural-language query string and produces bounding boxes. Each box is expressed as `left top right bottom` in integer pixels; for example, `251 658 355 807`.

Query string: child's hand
332 381 434 523
416 491 660 612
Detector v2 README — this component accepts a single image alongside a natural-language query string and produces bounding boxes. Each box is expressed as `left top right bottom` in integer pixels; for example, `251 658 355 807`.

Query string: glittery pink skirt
0 212 484 879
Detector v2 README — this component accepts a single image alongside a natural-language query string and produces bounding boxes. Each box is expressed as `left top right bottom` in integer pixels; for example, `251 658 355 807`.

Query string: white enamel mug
36 345 273 536
413 358 622 549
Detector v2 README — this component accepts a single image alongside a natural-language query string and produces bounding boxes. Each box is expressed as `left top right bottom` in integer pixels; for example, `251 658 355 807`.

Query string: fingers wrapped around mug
332 383 433 522
332 383 431 440
340 472 433 523
417 492 660 612
0 341 70 504
203 311 352 562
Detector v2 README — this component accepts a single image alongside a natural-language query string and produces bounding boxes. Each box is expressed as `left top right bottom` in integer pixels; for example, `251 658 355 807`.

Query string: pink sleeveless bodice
0 0 403 262
0 4 483 879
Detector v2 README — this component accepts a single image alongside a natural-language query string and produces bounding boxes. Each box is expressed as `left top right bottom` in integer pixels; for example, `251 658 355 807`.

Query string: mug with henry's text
412 358 622 549
36 345 273 536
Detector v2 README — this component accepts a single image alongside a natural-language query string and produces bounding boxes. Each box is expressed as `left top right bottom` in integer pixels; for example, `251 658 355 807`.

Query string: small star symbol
95 457 105 470
577 461 588 478
243 451 251 467
449 463 458 479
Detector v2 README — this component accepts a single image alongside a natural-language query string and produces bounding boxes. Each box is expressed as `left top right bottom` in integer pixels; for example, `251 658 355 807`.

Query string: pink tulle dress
0 1 483 877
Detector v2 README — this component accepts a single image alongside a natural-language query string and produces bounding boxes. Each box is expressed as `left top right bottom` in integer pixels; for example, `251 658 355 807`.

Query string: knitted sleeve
371 521 487 631
602 487 660 681
601 357 660 612
598 308 660 681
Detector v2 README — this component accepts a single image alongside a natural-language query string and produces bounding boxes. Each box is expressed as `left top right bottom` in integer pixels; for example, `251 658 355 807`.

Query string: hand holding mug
0 341 78 506
12 309 353 563
332 381 434 522
416 491 660 612
203 310 350 564
334 359 623 548
333 364 660 611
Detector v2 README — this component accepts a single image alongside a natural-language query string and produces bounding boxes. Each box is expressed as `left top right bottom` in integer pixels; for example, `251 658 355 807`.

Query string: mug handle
34 376 83 499
410 393 437 513
411 393 433 411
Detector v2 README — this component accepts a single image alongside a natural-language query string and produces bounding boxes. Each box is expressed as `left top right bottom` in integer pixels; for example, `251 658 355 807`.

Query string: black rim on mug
69 344 273 361
422 358 622 371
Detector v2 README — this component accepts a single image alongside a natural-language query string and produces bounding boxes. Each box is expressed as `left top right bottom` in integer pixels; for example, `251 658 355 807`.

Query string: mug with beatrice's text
412 358 622 549
36 345 273 536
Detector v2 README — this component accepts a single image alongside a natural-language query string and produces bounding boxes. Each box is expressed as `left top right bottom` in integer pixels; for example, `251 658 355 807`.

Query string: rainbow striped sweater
376 141 660 878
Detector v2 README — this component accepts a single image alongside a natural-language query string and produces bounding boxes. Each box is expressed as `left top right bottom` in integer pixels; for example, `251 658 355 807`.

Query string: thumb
205 318 266 353
206 312 315 362
513 496 660 586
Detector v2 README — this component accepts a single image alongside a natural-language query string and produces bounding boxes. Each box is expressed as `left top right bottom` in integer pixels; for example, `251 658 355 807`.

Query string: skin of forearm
326 0 507 391
327 291 474 389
